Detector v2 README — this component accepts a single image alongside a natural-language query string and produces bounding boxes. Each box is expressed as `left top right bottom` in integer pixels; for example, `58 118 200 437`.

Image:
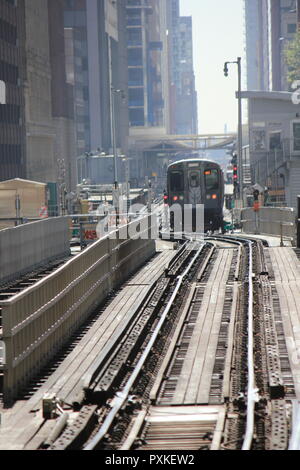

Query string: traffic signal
233 157 238 183
224 63 229 77
253 190 259 201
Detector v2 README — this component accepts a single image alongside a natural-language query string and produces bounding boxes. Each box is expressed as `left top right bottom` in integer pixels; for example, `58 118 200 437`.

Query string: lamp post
110 86 125 226
224 57 243 201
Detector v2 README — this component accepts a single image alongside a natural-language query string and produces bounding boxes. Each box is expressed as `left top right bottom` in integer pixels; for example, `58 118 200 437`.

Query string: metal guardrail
0 216 156 404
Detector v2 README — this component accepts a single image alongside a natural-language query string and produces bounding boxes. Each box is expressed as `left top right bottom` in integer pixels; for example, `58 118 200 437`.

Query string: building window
128 28 142 46
269 132 282 150
287 24 297 34
128 68 143 86
0 60 18 85
129 108 144 127
0 18 17 46
129 88 144 107
0 144 21 164
252 129 266 151
128 48 143 66
0 104 20 124
293 123 300 151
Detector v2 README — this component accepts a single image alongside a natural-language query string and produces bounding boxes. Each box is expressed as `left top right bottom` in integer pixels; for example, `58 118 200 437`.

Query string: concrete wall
0 217 70 286
241 206 296 241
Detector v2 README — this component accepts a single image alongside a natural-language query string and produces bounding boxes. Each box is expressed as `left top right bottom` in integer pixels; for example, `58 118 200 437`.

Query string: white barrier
0 216 156 403
241 207 296 241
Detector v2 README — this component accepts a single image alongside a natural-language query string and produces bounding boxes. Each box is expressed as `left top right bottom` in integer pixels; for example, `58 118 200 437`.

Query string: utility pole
224 57 243 202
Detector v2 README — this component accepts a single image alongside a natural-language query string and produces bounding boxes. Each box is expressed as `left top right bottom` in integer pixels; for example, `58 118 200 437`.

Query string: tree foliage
284 31 300 87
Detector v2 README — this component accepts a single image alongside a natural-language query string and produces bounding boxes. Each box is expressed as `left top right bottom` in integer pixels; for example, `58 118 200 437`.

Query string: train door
188 170 202 206
187 168 202 233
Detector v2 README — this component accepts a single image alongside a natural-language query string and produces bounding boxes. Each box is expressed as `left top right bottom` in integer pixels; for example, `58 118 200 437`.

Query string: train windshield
169 171 184 192
204 169 219 191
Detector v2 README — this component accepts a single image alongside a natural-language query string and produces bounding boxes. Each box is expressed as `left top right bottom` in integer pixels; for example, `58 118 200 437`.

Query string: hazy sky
180 0 245 135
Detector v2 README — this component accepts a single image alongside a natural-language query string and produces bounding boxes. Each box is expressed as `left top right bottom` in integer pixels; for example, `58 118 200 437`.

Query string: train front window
170 171 184 192
204 169 219 191
189 172 200 188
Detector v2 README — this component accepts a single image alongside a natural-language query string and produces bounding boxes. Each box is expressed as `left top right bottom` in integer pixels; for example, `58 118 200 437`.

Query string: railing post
297 196 300 249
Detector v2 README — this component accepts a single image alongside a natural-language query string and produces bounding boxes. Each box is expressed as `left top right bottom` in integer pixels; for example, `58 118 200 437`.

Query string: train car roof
168 158 221 168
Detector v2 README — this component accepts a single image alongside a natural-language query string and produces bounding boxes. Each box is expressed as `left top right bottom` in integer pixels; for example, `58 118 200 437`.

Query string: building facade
166 1 198 135
0 0 26 181
242 90 300 208
244 0 270 91
64 0 129 185
175 16 198 135
244 0 300 92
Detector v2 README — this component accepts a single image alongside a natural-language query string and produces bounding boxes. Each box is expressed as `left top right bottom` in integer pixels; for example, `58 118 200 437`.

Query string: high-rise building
64 0 91 159
64 0 129 166
175 16 198 134
244 0 270 91
166 1 198 135
244 0 300 92
24 0 76 191
48 0 77 192
126 0 170 134
269 0 300 91
0 0 26 181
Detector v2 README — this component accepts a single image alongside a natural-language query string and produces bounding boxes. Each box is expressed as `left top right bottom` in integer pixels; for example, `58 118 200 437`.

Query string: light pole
224 57 243 201
110 86 125 226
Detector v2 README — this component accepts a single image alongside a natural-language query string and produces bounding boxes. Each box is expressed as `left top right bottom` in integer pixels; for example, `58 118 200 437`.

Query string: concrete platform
266 247 300 399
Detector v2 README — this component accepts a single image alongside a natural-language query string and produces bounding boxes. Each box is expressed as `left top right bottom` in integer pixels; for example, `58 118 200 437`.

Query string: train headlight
173 196 178 202
206 195 211 200
212 194 217 200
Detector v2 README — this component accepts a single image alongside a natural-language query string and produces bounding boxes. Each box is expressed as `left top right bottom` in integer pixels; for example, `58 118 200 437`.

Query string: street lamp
224 57 243 201
110 86 126 225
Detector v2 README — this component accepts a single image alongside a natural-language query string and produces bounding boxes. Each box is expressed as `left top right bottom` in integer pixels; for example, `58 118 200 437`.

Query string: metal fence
0 215 156 403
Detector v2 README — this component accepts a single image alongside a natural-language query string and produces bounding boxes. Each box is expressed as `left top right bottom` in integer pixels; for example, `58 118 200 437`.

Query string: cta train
166 159 224 233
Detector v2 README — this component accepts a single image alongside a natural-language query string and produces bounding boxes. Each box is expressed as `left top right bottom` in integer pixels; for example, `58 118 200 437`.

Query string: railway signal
231 154 239 196
253 189 260 212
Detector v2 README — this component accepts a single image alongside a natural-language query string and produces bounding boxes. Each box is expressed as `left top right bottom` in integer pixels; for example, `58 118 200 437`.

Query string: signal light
253 190 259 201
233 162 238 182
212 194 217 200
224 63 229 77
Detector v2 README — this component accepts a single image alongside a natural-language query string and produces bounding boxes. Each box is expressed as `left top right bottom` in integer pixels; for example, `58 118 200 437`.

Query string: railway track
49 234 296 451
1 232 298 451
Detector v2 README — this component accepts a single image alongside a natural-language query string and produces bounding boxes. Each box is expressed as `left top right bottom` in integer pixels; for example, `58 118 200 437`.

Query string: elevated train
166 159 224 233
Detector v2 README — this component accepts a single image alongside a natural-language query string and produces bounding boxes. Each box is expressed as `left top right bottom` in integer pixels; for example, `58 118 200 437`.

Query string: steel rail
241 239 257 450
206 234 258 450
83 243 204 450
